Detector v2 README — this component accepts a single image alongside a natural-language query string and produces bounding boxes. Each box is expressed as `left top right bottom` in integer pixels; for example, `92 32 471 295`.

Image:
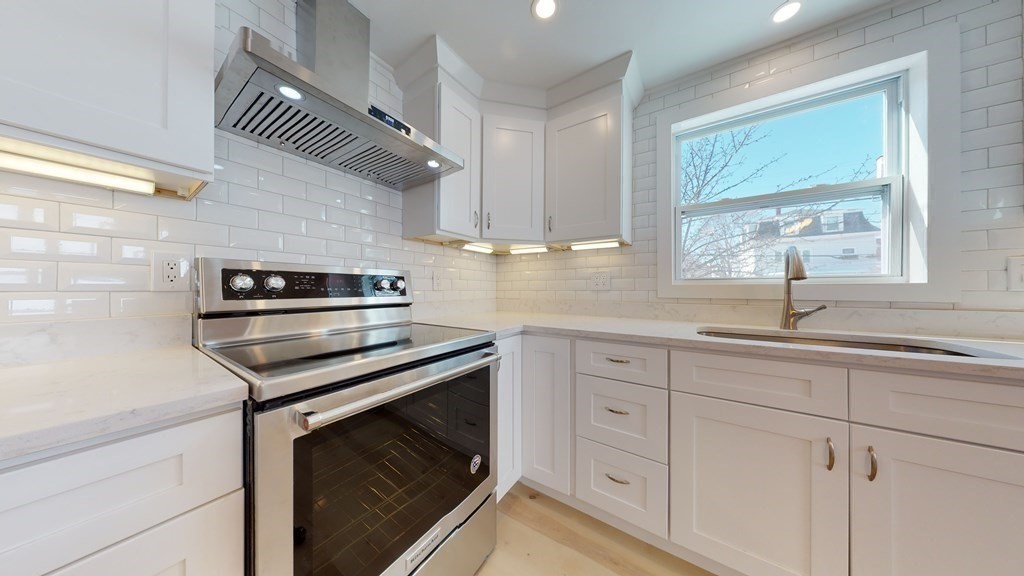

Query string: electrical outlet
1008 257 1024 291
152 252 190 292
589 271 610 290
432 269 443 291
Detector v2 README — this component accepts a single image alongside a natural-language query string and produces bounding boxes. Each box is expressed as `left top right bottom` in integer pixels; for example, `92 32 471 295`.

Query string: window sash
674 177 904 281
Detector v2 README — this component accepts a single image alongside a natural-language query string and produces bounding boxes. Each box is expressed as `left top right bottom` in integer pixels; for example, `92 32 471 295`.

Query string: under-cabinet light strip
0 151 156 195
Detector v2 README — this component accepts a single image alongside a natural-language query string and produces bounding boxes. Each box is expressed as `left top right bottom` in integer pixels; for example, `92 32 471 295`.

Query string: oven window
292 366 491 576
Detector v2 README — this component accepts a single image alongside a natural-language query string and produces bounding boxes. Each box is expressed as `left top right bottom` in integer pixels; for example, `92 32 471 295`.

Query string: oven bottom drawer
413 495 496 576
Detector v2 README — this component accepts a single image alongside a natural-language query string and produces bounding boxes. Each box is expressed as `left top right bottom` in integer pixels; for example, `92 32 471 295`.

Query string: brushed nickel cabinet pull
487 212 492 229
605 407 630 416
606 357 631 364
605 473 630 485
473 210 479 229
868 446 878 481
547 216 552 232
826 437 835 471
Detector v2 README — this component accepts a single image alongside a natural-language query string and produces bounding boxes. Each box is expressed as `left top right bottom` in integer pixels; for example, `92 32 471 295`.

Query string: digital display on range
220 269 407 301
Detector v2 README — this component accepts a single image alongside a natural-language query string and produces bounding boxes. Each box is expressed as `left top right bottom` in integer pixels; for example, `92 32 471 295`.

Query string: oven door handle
295 352 499 432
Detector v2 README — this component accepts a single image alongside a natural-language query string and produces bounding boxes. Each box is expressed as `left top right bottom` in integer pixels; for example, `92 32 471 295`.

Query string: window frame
654 21 961 303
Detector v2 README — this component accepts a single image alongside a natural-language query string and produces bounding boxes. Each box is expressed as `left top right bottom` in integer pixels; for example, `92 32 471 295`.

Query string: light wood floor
476 484 713 576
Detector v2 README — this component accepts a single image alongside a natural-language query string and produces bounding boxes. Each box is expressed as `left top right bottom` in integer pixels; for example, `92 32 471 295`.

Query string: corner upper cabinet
481 114 545 242
545 81 635 245
0 0 214 182
403 80 482 242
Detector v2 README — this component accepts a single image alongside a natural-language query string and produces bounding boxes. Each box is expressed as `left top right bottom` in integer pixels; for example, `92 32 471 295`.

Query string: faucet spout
780 246 826 330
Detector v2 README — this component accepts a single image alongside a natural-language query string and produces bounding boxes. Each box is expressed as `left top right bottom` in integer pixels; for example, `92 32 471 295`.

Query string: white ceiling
349 0 899 91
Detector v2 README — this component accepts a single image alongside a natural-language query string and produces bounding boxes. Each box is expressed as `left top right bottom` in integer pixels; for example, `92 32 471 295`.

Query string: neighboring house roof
754 210 880 238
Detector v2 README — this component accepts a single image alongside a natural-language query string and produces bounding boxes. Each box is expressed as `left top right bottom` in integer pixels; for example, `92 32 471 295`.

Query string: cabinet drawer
671 351 848 418
575 437 668 538
50 490 243 576
575 374 668 463
851 370 1024 452
0 410 242 576
576 340 667 388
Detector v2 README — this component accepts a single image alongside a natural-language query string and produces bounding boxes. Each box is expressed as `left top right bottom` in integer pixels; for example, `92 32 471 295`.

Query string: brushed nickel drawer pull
826 437 835 471
868 446 878 481
605 407 630 416
606 357 631 364
605 473 630 485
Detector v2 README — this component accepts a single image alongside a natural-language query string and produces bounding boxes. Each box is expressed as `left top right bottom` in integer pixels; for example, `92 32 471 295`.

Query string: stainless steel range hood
214 0 462 191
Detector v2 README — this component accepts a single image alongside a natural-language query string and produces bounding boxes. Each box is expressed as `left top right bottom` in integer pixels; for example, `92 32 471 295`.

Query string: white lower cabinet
521 335 572 495
496 336 523 500
851 425 1024 576
0 409 242 576
575 437 668 538
50 490 244 576
670 392 849 576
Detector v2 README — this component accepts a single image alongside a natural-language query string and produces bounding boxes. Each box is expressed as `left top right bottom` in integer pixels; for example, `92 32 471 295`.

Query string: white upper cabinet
0 0 214 181
436 83 482 239
482 114 545 242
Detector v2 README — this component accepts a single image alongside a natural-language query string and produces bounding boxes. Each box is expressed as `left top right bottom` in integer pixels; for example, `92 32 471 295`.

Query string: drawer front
575 374 668 463
50 490 243 576
671 351 848 418
0 410 242 576
576 340 668 388
851 370 1024 452
574 437 668 538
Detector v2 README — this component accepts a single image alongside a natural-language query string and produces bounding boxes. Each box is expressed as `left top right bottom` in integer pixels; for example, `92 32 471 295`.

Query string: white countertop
422 312 1024 383
0 346 247 463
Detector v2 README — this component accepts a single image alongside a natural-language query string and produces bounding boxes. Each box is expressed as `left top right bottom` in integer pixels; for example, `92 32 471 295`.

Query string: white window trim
656 20 960 302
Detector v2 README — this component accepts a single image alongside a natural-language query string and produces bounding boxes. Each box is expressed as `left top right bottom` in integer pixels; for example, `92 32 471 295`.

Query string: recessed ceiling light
532 0 557 20
277 84 304 101
427 159 441 168
772 1 801 23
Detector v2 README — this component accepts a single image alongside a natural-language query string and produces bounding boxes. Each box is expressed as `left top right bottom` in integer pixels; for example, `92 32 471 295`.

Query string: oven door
252 347 498 576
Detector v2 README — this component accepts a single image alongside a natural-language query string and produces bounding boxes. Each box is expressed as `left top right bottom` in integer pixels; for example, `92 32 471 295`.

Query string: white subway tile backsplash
306 220 345 241
0 291 108 322
0 260 57 291
229 184 283 212
283 158 326 186
346 228 375 245
284 234 327 255
197 199 259 228
327 240 361 258
230 227 284 251
258 211 306 235
213 158 260 187
58 262 150 291
258 250 305 264
112 191 198 220
110 291 193 317
194 245 258 260
229 140 284 172
0 194 60 231
0 230 110 262
345 195 376 215
326 207 360 227
159 217 229 246
258 171 306 198
61 205 156 239
325 172 361 196
283 197 326 221
306 185 347 208
0 172 112 208
111 238 195 266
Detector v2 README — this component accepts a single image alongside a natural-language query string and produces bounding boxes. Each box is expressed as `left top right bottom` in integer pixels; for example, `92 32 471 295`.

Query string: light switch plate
1008 257 1024 291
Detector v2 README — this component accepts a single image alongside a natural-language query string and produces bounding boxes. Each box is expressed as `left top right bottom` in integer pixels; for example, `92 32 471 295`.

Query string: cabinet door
482 115 545 242
437 83 481 239
496 336 523 500
671 393 849 576
545 95 622 242
522 335 572 494
851 425 1024 576
50 491 243 576
0 0 213 174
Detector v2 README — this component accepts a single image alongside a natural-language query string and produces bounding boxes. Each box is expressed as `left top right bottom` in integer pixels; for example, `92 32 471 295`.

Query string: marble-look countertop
421 312 1024 383
0 346 247 463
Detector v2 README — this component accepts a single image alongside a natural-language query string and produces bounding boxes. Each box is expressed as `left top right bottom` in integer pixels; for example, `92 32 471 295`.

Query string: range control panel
220 268 407 301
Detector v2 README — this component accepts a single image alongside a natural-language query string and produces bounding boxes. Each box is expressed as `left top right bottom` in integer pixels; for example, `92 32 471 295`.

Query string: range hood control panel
220 268 407 300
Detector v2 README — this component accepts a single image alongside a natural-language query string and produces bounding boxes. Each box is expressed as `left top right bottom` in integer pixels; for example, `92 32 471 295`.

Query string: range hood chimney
214 0 463 191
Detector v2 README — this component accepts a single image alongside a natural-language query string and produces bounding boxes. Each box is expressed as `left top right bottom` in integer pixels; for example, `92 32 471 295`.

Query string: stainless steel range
193 258 498 576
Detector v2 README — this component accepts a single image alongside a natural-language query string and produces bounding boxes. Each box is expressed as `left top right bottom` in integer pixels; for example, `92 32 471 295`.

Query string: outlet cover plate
589 271 610 290
151 252 191 292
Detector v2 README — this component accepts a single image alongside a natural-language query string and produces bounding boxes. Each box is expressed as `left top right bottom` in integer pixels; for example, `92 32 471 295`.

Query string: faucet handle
797 304 827 319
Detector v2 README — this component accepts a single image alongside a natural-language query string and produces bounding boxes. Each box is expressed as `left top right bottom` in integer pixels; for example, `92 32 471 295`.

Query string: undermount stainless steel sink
697 328 1016 359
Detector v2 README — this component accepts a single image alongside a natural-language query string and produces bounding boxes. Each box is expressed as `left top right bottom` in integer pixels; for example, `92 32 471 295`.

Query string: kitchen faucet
780 246 827 330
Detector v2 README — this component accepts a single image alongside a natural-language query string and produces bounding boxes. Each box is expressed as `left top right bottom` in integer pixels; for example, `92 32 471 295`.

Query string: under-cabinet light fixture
570 239 621 251
532 0 557 20
462 243 494 254
509 246 549 255
0 151 155 195
771 1 801 23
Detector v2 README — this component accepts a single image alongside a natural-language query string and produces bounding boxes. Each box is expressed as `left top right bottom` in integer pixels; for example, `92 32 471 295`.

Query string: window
672 78 902 281
655 26 960 303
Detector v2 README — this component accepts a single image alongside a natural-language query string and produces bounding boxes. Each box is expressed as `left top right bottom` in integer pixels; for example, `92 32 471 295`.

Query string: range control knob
264 274 286 292
394 279 406 291
229 273 255 293
375 278 392 291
